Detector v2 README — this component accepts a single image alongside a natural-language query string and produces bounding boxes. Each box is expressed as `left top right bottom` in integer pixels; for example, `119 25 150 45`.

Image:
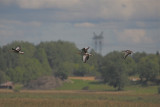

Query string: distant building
0 81 13 89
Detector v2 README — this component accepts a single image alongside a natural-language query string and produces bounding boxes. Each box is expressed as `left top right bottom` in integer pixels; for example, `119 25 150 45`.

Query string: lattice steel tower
93 32 104 54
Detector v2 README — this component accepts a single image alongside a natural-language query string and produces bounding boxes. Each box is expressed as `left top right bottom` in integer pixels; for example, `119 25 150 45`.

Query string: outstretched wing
124 53 130 59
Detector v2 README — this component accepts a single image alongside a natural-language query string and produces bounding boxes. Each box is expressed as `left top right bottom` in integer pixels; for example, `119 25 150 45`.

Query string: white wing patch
15 46 21 51
83 55 87 62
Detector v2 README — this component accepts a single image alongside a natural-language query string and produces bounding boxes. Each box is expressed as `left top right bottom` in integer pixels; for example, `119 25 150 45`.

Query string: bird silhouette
11 46 24 54
77 47 93 63
122 50 133 59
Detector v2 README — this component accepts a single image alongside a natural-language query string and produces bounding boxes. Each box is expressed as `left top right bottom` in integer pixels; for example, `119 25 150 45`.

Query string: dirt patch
68 76 95 81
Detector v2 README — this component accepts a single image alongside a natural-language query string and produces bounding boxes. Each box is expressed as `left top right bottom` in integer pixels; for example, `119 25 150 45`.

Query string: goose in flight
11 46 24 54
82 53 93 63
81 47 90 54
122 50 133 59
77 47 93 63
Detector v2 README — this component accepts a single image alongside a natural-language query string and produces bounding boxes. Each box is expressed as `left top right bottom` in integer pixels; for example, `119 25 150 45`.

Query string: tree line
0 41 159 90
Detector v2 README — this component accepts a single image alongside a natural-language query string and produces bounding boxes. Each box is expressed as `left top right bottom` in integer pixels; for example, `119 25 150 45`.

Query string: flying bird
77 47 93 63
81 47 90 54
77 47 90 55
82 53 93 63
122 50 133 59
11 46 24 54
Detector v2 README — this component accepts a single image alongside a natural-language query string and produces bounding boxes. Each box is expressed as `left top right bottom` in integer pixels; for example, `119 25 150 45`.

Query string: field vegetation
0 78 160 107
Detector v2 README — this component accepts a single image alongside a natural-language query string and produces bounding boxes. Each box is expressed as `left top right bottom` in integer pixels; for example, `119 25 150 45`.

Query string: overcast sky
0 0 159 55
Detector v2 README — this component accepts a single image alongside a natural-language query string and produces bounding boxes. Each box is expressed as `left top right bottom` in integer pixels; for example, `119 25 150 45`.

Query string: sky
0 0 159 55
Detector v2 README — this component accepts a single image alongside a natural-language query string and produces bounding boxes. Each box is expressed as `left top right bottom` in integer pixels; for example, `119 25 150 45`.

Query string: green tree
2 41 53 84
88 49 103 75
38 41 80 69
34 47 52 74
54 70 68 80
0 47 6 70
7 67 25 83
132 52 147 63
124 57 137 76
156 51 160 76
137 54 159 85
0 70 6 84
101 51 128 90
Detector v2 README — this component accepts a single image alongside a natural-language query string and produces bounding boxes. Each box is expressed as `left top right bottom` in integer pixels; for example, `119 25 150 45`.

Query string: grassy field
56 79 115 91
0 77 160 107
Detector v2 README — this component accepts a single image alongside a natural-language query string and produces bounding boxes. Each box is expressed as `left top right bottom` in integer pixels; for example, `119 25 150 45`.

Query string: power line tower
93 32 104 54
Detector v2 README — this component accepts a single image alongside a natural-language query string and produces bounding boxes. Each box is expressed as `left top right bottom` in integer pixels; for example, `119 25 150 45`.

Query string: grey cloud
0 0 159 22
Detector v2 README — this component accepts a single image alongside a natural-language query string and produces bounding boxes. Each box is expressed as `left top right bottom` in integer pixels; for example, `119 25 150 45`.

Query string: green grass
125 85 159 95
56 79 115 91
56 79 159 95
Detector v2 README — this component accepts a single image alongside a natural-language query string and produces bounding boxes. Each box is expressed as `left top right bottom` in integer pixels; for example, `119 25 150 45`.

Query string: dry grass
0 89 160 107
0 98 160 107
68 76 95 80
69 76 141 81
